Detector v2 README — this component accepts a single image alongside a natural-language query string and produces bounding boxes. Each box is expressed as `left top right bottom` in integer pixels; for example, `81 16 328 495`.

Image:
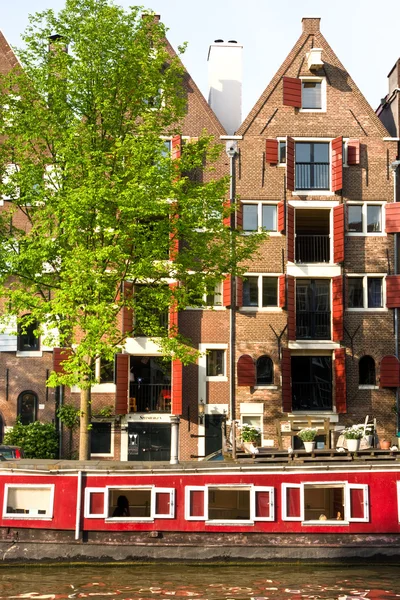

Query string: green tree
4 420 59 459
57 403 80 458
0 0 264 459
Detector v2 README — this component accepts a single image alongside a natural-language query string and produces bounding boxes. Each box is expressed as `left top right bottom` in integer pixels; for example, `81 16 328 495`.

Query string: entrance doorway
127 422 171 461
204 414 224 457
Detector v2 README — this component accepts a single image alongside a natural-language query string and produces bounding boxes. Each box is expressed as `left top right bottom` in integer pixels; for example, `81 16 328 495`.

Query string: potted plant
240 424 261 452
297 427 318 452
343 425 364 452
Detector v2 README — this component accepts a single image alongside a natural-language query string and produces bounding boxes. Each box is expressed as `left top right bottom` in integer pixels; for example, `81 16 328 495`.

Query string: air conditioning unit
307 48 323 71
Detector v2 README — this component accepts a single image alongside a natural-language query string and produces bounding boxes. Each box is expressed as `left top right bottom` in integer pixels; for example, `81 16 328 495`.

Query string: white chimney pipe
208 40 243 135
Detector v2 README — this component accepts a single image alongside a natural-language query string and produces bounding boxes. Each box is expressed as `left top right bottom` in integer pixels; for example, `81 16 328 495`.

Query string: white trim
289 200 339 208
281 483 303 521
251 486 275 521
287 265 341 278
84 487 106 518
397 481 400 523
185 486 207 521
289 341 340 350
152 487 175 519
241 201 278 233
347 274 387 311
16 350 43 358
346 483 369 522
220 135 243 140
104 485 154 522
242 273 279 309
3 483 54 520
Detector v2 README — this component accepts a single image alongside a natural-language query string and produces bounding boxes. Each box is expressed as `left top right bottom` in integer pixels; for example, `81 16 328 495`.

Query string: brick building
0 17 399 461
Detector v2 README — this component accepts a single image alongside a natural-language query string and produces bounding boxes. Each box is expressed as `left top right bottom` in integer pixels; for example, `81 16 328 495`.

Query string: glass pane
91 422 111 454
6 487 52 516
315 281 330 311
190 490 204 517
367 205 381 233
206 350 224 376
89 493 104 515
243 276 259 306
109 489 151 518
256 355 273 384
155 492 170 515
242 416 260 428
100 359 114 383
295 143 311 163
262 205 277 231
350 488 364 519
208 488 250 521
348 278 363 308
243 204 258 231
255 491 270 518
262 277 278 307
367 278 382 308
279 141 286 163
348 206 362 232
359 356 376 385
18 392 36 425
313 143 329 162
302 81 322 109
286 487 301 518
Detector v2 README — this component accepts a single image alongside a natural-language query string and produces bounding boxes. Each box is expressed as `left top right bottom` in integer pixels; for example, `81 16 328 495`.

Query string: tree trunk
79 387 91 460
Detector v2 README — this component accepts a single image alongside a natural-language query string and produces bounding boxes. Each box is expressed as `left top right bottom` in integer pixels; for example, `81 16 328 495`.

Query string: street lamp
198 398 205 425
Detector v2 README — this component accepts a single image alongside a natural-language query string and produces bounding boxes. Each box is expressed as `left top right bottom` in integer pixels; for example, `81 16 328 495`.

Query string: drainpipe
75 469 82 541
170 415 179 464
390 160 400 431
226 140 238 459
58 385 64 459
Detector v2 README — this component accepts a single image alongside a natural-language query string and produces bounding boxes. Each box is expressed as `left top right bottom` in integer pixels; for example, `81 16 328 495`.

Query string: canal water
0 565 399 599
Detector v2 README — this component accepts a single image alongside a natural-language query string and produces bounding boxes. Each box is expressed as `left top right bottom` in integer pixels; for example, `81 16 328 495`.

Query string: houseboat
1 452 400 563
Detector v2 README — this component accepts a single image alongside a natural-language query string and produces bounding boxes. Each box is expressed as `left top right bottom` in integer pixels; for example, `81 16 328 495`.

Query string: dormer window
302 81 321 109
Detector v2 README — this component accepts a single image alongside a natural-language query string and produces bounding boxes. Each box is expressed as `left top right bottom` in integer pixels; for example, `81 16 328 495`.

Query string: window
347 204 383 234
256 355 274 385
206 349 225 377
302 81 322 109
91 422 112 455
185 485 274 522
100 358 114 384
295 142 329 191
206 282 223 306
243 276 278 308
104 487 175 520
291 356 332 411
359 356 376 386
17 314 40 351
17 391 37 425
242 203 277 232
3 484 54 519
348 276 384 309
278 141 286 165
282 483 369 523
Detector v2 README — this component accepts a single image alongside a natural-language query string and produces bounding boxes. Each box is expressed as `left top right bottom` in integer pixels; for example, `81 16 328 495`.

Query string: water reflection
0 565 399 599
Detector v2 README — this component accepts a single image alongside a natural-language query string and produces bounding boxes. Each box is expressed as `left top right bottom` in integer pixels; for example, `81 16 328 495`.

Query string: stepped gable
0 30 19 75
237 17 389 138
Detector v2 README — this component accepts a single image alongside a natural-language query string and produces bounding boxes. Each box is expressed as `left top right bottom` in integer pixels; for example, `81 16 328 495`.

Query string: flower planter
347 438 360 452
380 440 391 450
303 441 315 452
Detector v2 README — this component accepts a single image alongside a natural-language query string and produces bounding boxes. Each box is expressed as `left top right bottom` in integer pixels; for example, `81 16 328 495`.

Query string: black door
128 422 171 461
204 415 223 456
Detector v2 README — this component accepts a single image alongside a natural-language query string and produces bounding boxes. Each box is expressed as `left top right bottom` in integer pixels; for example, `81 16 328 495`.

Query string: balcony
129 383 171 413
292 382 332 411
295 235 330 263
295 163 329 191
296 310 331 340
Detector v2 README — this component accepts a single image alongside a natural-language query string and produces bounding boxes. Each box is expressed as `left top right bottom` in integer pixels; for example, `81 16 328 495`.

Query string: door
204 415 223 457
128 422 171 461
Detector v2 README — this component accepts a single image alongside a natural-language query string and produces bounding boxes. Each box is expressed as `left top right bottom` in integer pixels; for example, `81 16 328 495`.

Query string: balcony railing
129 383 171 413
295 163 329 190
296 311 331 340
292 382 332 411
295 235 330 263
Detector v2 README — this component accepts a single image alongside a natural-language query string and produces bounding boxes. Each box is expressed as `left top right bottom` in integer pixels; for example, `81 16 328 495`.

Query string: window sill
205 520 254 526
91 453 113 458
299 108 326 113
254 385 278 390
16 351 42 357
239 307 281 312
184 306 226 311
205 376 228 382
4 515 52 520
346 233 386 237
292 190 334 196
302 520 349 527
358 385 379 390
105 518 154 523
346 308 387 312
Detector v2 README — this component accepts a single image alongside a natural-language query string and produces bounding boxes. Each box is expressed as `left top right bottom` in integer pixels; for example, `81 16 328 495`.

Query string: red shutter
332 136 343 192
122 281 133 336
169 205 179 261
286 137 295 191
279 274 286 308
236 277 243 307
171 359 182 415
347 139 360 165
223 276 231 307
380 355 400 388
171 134 181 160
287 275 295 341
335 348 347 414
283 77 301 108
115 353 129 415
333 204 345 263
332 276 343 342
277 201 285 233
53 348 72 375
385 203 400 233
281 348 292 413
265 139 278 164
237 355 256 387
287 204 295 263
386 275 400 308
236 201 243 229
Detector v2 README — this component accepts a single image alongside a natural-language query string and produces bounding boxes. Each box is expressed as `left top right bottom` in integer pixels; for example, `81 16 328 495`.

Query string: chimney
302 17 321 34
48 34 68 54
142 13 160 23
207 40 243 135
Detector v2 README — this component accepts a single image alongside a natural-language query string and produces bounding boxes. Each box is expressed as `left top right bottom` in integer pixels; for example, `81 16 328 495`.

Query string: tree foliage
0 0 264 458
4 420 59 459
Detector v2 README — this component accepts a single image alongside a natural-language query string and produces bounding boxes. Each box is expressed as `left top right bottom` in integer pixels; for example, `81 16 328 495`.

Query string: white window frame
397 481 400 523
241 201 280 236
281 482 369 524
3 484 55 520
299 77 327 113
104 485 175 522
90 357 116 394
205 347 227 380
277 138 286 167
293 137 332 196
84 487 107 519
347 274 387 312
90 420 115 458
185 484 275 524
241 273 281 312
346 201 386 237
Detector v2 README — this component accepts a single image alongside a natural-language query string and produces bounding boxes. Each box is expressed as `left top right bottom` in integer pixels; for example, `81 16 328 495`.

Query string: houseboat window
91 422 112 455
108 488 151 518
3 485 54 518
208 487 251 521
303 484 344 522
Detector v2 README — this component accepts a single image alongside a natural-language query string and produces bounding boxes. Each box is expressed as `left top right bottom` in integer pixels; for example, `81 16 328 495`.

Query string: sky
1 0 400 121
